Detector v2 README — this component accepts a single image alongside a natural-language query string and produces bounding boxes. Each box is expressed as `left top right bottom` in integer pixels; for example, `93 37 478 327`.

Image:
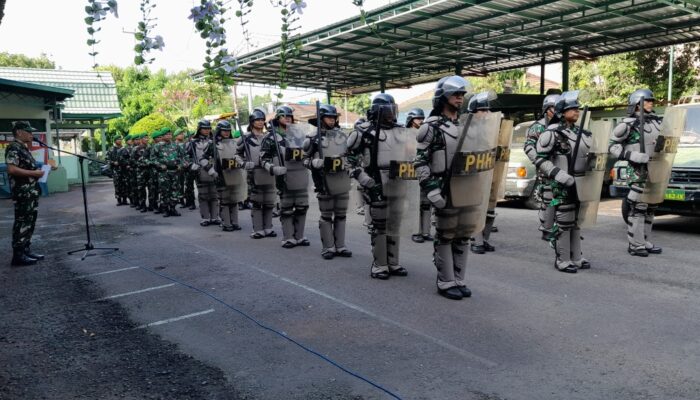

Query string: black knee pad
294 206 308 216
419 204 431 211
250 201 263 210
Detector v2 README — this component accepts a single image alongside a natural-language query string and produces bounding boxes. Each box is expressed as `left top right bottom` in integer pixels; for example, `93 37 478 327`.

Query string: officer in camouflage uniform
5 121 49 266
405 108 433 244
183 130 197 210
134 133 149 211
173 128 187 207
261 106 312 248
106 135 126 205
153 127 184 217
609 89 664 257
304 105 353 259
127 135 139 207
148 131 163 213
535 91 593 273
117 134 133 205
524 93 560 241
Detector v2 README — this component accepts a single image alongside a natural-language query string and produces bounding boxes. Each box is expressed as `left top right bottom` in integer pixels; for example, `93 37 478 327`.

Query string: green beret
125 134 133 140
174 128 184 136
151 130 162 139
233 130 242 138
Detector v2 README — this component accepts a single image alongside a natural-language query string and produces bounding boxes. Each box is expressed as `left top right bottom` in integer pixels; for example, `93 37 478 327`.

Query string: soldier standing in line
183 130 197 210
173 128 187 208
106 135 126 206
404 108 433 244
5 121 53 266
134 133 149 212
148 130 163 213
236 109 277 238
117 134 133 205
189 120 221 226
154 127 184 217
524 94 560 241
125 134 138 207
216 121 246 231
303 104 354 259
260 106 312 248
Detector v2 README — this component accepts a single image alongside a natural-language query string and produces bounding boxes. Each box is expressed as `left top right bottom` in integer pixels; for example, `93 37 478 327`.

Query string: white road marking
165 236 498 368
94 283 175 301
74 266 139 279
135 309 215 329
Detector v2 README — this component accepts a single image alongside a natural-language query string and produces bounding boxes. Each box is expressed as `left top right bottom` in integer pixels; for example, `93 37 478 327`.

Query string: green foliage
569 54 639 106
470 69 538 95
341 93 371 116
236 93 273 122
0 52 56 69
129 112 174 136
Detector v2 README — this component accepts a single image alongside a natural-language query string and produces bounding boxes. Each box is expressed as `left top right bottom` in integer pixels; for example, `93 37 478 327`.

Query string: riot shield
218 139 247 201
379 126 418 235
575 120 611 228
283 124 311 192
488 119 514 209
449 111 501 235
641 106 686 204
321 128 352 196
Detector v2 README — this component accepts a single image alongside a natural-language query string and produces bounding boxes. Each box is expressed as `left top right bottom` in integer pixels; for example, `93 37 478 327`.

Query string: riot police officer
535 91 593 273
525 93 560 241
348 94 414 279
216 120 246 231
304 104 353 259
236 108 277 238
261 106 311 247
405 108 433 244
415 76 500 299
609 89 664 257
189 119 220 226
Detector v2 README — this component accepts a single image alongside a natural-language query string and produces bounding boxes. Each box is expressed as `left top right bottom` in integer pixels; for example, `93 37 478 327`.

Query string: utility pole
667 46 675 103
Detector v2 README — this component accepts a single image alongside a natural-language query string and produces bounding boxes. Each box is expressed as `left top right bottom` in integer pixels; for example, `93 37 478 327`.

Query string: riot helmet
248 108 267 131
309 104 340 128
215 120 233 141
404 108 425 128
542 94 560 115
554 91 581 115
432 75 471 110
196 119 212 137
466 91 497 113
627 88 655 115
274 105 295 120
367 93 398 124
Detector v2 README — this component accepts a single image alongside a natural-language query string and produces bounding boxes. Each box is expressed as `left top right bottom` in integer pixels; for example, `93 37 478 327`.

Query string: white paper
38 165 52 183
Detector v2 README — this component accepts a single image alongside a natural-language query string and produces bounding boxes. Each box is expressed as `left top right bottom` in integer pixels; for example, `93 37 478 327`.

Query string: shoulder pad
537 130 555 150
622 117 637 125
356 121 372 134
416 123 433 143
424 116 440 124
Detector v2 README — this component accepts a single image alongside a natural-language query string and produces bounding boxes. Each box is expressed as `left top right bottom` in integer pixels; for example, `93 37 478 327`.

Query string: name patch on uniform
654 135 680 154
586 152 607 171
324 157 344 173
495 146 511 162
389 161 417 180
452 148 497 175
285 147 304 161
221 158 241 170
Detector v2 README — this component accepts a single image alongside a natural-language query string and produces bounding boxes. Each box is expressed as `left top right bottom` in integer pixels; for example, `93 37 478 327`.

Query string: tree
0 52 55 69
129 112 175 136
627 44 700 100
343 93 371 116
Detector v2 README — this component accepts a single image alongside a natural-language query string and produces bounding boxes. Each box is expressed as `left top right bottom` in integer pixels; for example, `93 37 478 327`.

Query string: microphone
32 135 48 147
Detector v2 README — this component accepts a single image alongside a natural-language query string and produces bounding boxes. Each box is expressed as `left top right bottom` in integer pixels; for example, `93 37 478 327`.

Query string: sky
0 0 560 106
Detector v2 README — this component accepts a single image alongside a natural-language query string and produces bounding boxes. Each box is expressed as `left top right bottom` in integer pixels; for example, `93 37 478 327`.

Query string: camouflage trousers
127 168 138 203
112 170 121 200
136 168 149 207
116 168 130 199
159 170 182 208
12 195 39 250
149 169 160 209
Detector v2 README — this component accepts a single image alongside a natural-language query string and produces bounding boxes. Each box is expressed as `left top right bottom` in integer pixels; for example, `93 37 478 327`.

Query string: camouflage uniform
117 142 133 205
5 139 40 252
183 135 197 209
127 143 139 206
154 140 185 215
134 138 149 210
148 140 161 212
106 143 126 204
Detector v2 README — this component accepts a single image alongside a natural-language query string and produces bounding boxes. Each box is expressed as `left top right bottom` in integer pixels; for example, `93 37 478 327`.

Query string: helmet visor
440 76 472 97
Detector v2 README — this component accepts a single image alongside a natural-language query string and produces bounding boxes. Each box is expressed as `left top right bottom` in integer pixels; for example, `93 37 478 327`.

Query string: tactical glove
356 173 375 189
244 162 256 170
208 168 219 178
199 158 210 167
190 163 200 171
311 159 324 169
270 166 287 176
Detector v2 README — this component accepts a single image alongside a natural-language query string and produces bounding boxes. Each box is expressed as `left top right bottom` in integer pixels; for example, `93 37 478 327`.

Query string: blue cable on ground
109 252 403 400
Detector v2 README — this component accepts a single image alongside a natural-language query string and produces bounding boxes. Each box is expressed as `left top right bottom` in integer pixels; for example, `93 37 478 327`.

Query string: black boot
628 246 649 257
646 246 662 254
188 203 197 210
169 206 181 217
438 287 463 300
24 245 44 260
12 249 37 266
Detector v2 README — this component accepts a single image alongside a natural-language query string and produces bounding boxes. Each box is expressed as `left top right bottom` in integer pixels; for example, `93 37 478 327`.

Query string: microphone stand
35 139 119 260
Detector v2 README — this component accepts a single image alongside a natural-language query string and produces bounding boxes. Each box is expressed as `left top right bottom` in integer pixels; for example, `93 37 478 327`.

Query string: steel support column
540 56 546 95
380 79 386 93
562 46 570 92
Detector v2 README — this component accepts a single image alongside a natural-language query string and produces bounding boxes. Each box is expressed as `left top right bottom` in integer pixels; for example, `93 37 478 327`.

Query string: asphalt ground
1 180 699 400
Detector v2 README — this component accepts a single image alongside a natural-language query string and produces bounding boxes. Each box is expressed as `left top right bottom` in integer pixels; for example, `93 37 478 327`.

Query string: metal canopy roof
0 67 122 120
230 0 700 94
0 77 74 101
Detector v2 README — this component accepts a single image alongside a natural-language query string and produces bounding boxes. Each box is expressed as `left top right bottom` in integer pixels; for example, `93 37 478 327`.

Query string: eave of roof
215 0 700 94
0 77 74 101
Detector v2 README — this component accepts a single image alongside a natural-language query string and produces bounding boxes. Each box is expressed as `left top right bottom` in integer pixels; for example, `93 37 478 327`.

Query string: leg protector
280 206 295 241
262 204 274 231
293 205 308 241
318 194 335 249
434 239 456 290
332 192 349 248
387 235 401 268
371 232 388 273
220 203 232 227
554 203 576 269
626 198 648 250
539 185 555 236
570 226 583 264
452 237 469 287
250 201 264 233
644 204 657 249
